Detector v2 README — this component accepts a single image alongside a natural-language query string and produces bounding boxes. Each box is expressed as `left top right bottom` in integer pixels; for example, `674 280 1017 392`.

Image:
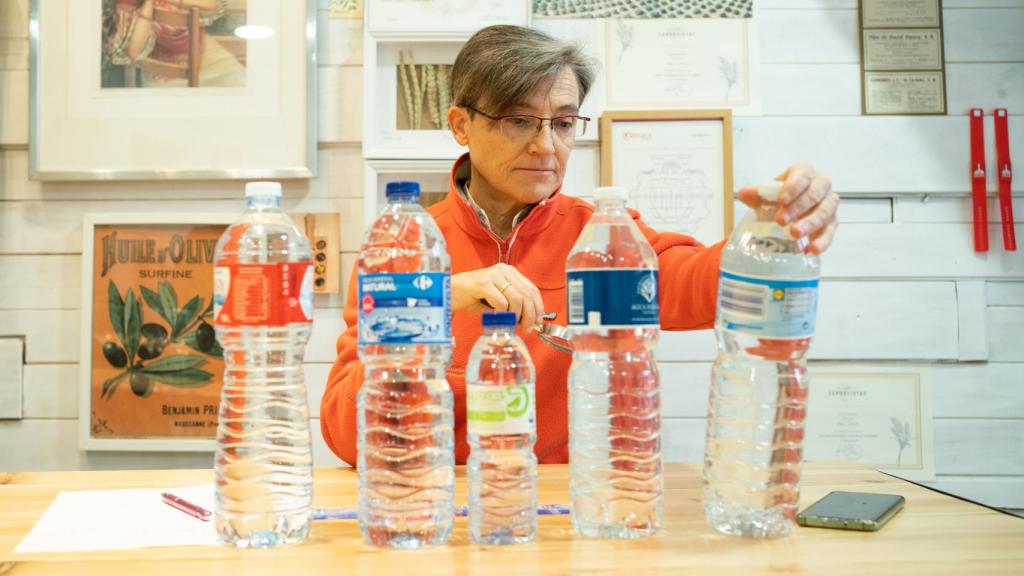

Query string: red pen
161 492 212 522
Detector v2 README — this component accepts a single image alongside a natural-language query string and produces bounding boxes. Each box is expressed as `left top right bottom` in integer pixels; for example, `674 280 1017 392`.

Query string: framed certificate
605 18 756 110
863 71 946 115
804 364 935 481
862 29 944 71
600 110 734 245
861 0 941 28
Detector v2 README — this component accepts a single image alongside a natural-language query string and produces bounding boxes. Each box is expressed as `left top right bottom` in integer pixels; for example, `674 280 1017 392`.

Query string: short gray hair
451 25 596 115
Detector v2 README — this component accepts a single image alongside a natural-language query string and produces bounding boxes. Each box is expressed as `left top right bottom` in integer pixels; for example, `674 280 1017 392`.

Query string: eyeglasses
464 105 590 143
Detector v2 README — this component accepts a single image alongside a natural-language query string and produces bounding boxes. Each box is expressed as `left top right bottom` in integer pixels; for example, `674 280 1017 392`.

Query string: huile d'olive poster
89 224 226 440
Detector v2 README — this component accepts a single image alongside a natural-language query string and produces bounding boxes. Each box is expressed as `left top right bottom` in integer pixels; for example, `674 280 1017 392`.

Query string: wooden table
1 463 1022 575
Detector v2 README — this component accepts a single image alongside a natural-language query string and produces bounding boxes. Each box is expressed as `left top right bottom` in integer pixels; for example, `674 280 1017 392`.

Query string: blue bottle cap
482 311 516 327
385 181 421 198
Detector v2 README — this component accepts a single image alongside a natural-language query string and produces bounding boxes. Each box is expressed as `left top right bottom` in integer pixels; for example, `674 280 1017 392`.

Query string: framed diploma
864 71 946 115
862 29 943 71
79 214 234 451
861 0 941 28
605 18 757 111
804 364 935 481
600 110 734 245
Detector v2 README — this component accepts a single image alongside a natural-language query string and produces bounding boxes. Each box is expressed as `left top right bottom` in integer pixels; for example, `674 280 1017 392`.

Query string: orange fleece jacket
321 154 724 466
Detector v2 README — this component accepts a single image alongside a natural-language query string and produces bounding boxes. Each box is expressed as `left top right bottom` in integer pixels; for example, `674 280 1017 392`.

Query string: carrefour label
357 272 450 344
566 269 659 328
466 384 534 435
717 269 819 339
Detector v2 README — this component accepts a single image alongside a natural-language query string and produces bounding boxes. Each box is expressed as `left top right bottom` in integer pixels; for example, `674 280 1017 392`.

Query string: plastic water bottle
566 186 661 539
211 181 315 548
703 181 820 538
466 311 537 545
356 181 454 549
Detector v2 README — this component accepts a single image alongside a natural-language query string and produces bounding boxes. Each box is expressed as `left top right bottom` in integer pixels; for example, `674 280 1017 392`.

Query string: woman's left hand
738 163 840 255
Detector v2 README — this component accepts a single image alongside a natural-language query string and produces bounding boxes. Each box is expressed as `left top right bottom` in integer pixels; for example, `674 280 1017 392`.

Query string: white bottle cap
245 181 282 198
593 186 629 201
757 182 783 201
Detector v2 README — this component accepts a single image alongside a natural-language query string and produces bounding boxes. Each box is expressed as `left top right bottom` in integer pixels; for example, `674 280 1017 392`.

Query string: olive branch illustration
100 280 220 400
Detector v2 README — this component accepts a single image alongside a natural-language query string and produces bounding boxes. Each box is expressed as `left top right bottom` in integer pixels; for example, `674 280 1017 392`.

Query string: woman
321 25 840 466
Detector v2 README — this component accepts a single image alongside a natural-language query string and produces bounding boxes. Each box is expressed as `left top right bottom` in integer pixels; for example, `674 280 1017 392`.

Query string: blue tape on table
312 504 570 521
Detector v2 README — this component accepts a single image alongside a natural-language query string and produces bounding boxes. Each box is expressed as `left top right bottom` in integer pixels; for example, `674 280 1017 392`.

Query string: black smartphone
797 491 905 531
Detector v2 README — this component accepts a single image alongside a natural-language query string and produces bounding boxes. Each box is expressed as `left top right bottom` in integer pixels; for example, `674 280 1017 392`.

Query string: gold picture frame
600 109 734 244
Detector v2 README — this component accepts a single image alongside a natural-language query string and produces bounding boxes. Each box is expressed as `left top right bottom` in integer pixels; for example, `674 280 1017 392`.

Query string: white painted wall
0 0 1022 508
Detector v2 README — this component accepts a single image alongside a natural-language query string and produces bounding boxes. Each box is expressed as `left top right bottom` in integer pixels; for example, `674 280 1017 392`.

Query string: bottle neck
387 193 419 207
755 199 778 221
482 325 515 337
247 195 281 210
595 198 627 214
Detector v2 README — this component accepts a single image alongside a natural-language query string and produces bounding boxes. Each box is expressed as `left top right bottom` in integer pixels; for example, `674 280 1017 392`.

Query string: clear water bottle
566 186 661 539
211 181 315 548
703 181 820 538
466 311 537 545
356 181 454 549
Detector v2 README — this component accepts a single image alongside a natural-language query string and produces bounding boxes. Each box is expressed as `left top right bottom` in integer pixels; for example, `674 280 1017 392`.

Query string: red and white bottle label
213 263 313 327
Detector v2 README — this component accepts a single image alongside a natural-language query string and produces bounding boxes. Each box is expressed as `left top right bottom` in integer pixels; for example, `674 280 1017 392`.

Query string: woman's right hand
451 264 545 328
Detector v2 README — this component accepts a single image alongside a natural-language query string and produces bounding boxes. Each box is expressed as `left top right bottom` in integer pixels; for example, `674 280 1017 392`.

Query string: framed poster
804 363 936 481
30 0 317 180
79 214 233 451
600 110 734 245
861 0 941 28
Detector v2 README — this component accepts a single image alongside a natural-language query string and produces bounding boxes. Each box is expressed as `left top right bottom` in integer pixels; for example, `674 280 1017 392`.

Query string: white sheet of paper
14 484 218 554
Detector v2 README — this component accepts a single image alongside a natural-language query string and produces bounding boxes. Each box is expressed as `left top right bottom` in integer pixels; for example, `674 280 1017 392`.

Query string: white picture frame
804 363 936 482
30 0 317 181
80 213 235 451
366 0 530 35
362 32 468 159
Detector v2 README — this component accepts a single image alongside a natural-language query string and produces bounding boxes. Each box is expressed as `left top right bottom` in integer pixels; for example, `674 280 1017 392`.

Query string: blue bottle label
566 269 659 328
717 270 818 339
358 272 451 344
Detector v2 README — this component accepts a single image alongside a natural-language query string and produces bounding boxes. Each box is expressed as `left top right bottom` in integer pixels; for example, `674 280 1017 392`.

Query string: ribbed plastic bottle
356 181 454 549
466 311 537 545
212 181 315 548
703 181 821 538
566 186 662 539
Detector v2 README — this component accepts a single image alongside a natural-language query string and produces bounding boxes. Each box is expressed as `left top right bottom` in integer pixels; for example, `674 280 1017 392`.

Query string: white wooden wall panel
0 338 23 419
986 282 1024 305
317 15 362 66
0 310 78 363
933 420 1024 476
947 63 1024 113
22 364 78 420
956 280 990 361
760 63 860 116
733 117 1024 194
319 66 364 144
920 477 1024 510
0 256 80 310
944 9 1024 62
0 69 27 145
931 363 1024 418
759 10 859 64
895 196 1024 224
821 223 1024 278
987 307 1024 361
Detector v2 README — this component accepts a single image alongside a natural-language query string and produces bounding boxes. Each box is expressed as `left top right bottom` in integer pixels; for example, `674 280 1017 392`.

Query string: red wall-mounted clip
969 108 989 252
993 109 1016 251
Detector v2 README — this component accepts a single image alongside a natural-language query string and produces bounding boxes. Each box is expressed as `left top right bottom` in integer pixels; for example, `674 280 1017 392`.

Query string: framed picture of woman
29 0 317 180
